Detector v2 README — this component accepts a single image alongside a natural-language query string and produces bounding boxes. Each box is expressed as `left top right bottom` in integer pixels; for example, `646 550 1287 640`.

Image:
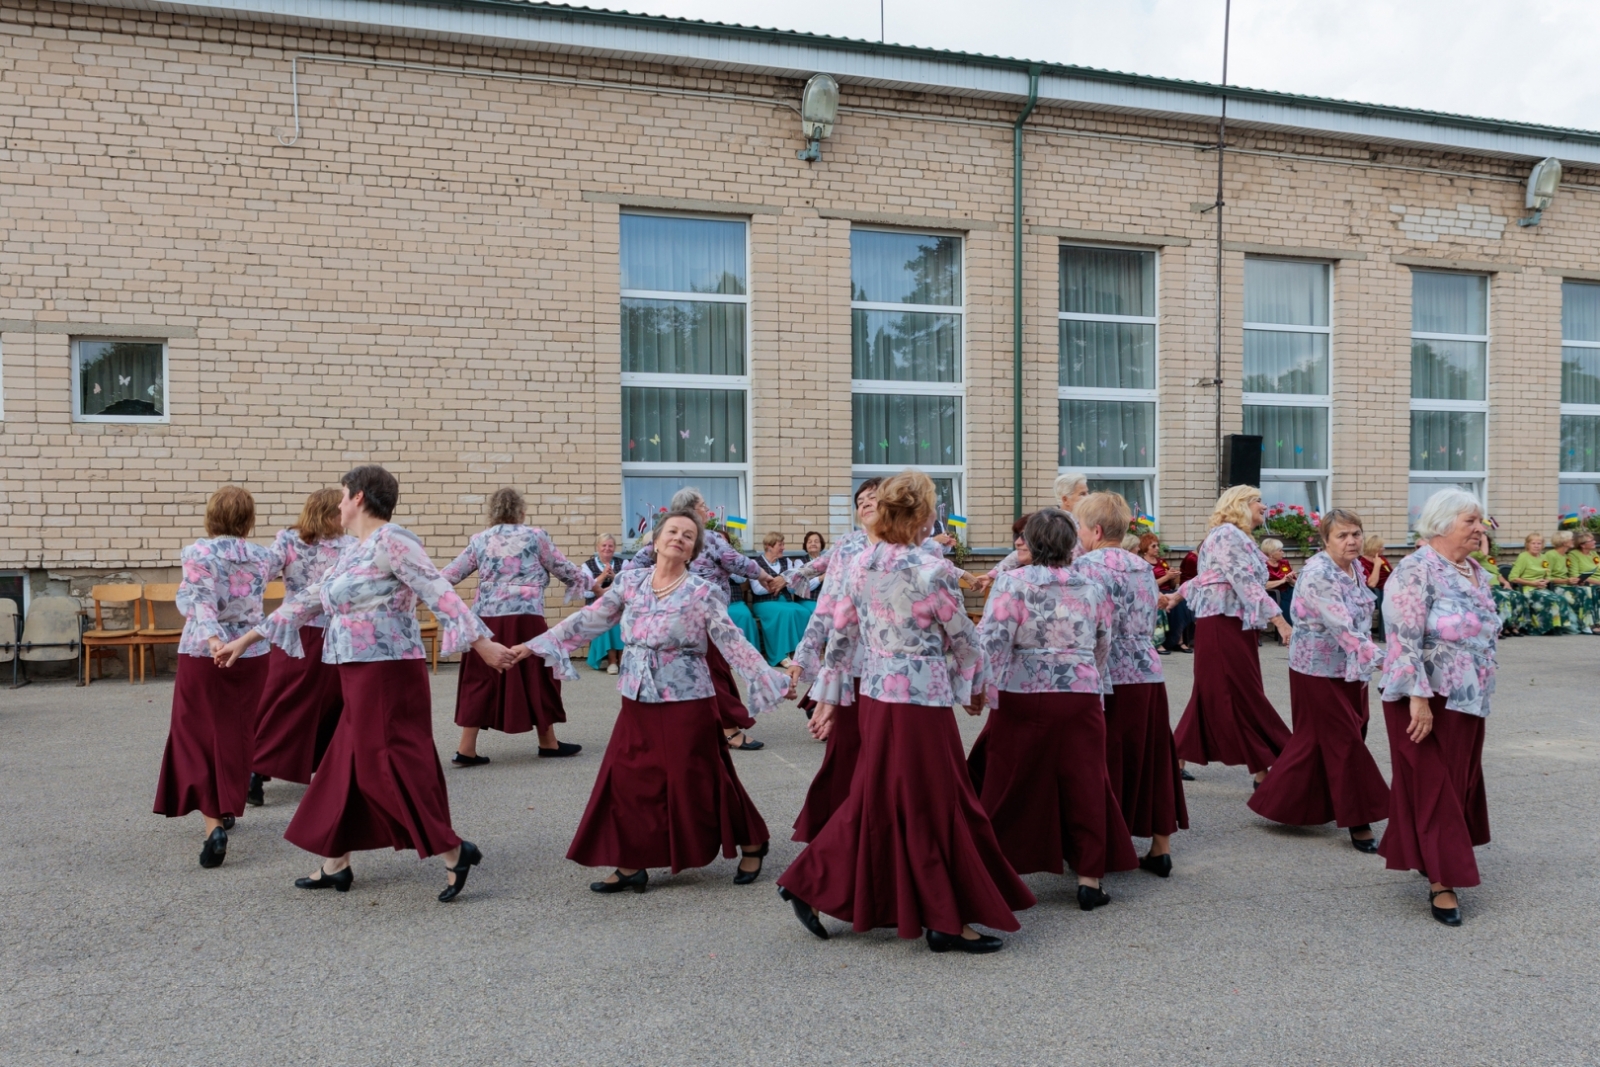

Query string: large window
1409 271 1488 527
1058 246 1157 517
1242 259 1331 513
1560 281 1600 513
72 339 168 423
851 229 964 516
619 213 750 534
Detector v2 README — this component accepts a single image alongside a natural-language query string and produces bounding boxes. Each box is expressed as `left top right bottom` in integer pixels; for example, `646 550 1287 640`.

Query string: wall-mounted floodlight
797 73 839 163
1519 156 1562 227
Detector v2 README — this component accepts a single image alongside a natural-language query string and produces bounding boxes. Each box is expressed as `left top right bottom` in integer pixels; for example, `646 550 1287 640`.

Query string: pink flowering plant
1259 503 1319 550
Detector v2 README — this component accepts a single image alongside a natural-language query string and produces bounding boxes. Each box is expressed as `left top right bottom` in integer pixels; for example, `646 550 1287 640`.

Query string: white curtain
851 231 961 306
854 394 962 465
78 341 163 417
623 388 745 464
1244 259 1328 326
620 214 746 295
852 310 960 382
1059 320 1154 390
622 299 745 375
1059 399 1155 468
1411 339 1485 401
1059 247 1153 317
1412 271 1486 335
1410 410 1485 472
1244 405 1328 470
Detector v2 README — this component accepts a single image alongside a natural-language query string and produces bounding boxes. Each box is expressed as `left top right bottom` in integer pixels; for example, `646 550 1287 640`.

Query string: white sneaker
607 664 618 675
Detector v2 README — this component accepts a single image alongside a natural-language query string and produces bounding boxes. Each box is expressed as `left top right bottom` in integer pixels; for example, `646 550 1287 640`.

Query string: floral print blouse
1286 551 1379 682
440 524 591 618
815 541 981 708
791 531 872 682
177 537 278 658
259 524 489 663
265 529 353 629
624 528 767 604
976 564 1108 700
526 569 790 712
786 533 947 592
1380 545 1500 718
1072 547 1163 689
1177 522 1282 630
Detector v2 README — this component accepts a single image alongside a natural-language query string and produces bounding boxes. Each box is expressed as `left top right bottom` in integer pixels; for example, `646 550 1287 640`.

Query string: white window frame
1408 271 1489 517
1056 243 1159 519
70 338 170 424
617 210 753 528
1241 257 1333 512
1559 281 1600 502
849 226 967 516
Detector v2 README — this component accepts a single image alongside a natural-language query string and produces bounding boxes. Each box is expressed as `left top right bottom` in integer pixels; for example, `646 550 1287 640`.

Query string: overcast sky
596 0 1600 131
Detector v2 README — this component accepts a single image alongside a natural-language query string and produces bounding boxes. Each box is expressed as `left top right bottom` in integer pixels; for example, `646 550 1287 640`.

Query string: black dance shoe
733 841 769 885
538 741 583 758
199 827 227 869
591 868 649 894
451 752 490 767
925 929 1003 954
295 864 354 892
1138 853 1173 878
221 815 236 831
1429 889 1462 927
778 887 829 940
247 773 266 807
725 730 764 751
1180 768 1196 781
1077 884 1111 911
1349 826 1379 854
438 840 483 903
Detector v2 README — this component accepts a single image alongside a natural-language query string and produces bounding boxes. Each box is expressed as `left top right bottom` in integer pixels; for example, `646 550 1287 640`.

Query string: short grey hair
1054 472 1088 500
1414 488 1483 539
668 486 705 512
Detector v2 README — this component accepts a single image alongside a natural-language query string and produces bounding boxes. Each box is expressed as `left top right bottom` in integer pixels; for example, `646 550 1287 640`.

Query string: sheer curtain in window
620 215 746 295
77 341 164 418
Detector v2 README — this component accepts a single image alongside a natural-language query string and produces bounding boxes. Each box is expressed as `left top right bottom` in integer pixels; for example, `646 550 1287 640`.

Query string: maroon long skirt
1174 615 1291 774
706 643 756 732
1378 696 1489 888
285 659 461 859
791 681 862 843
252 626 344 784
1105 682 1189 838
776 695 1035 938
154 653 268 820
454 613 564 734
968 691 1139 878
567 696 767 872
1249 671 1390 828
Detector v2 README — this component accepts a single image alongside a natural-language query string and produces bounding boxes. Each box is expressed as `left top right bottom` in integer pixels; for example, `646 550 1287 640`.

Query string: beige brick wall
2 0 1598 591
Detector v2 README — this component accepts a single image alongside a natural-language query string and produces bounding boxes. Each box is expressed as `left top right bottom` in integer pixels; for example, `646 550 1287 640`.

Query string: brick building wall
2 0 1598 602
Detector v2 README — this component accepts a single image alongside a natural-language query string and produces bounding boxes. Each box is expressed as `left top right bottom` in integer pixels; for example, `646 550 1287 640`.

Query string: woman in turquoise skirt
749 532 815 665
583 534 626 673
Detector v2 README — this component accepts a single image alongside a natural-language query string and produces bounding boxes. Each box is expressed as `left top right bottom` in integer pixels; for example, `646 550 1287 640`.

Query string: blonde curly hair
1209 484 1262 533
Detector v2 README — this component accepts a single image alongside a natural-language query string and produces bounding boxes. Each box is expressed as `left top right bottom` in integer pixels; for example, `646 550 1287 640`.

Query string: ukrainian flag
1559 510 1580 528
725 515 749 532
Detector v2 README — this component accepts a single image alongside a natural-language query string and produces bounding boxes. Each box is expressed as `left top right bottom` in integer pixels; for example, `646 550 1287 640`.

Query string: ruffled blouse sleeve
526 583 627 682
974 577 1024 706
813 582 862 706
932 568 981 706
439 537 480 587
257 581 325 658
706 599 791 713
381 527 491 657
537 531 593 605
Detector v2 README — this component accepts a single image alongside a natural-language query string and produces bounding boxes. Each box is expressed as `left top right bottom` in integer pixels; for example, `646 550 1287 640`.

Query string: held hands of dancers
809 703 835 740
1406 694 1434 743
1271 616 1293 642
215 630 264 667
1156 591 1180 612
762 574 787 595
470 636 518 672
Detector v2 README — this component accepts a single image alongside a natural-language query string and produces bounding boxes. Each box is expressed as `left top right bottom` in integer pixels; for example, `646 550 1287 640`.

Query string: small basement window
73 339 168 422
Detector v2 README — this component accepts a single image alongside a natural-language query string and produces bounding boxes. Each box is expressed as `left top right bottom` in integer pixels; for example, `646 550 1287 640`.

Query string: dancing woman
218 466 513 902
969 507 1137 910
1248 509 1390 851
249 488 352 805
1072 492 1188 877
522 509 789 893
441 487 591 766
624 487 784 750
776 471 1034 954
1166 486 1292 787
1378 489 1498 926
973 472 1089 591
154 486 278 869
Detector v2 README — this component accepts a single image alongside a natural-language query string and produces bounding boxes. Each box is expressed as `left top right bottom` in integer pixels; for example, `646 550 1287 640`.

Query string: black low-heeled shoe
451 752 490 767
725 730 765 751
1180 768 1196 781
733 841 769 885
1349 826 1379 854
778 887 829 940
538 741 583 758
1138 852 1172 878
1429 889 1462 927
199 827 227 869
221 815 236 831
438 840 482 903
295 864 354 892
925 929 1003 954
1077 884 1111 911
247 773 266 807
590 868 649 894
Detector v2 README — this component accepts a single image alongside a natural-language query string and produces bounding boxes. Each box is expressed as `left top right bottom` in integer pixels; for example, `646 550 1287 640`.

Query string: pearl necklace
1450 557 1475 578
651 570 689 597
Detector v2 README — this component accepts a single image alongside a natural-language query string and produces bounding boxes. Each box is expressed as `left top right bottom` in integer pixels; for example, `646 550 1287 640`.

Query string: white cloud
594 0 1600 130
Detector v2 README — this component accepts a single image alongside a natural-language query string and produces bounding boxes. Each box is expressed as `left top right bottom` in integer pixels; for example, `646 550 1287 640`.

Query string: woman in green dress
1471 533 1523 636
1554 530 1600 634
1509 534 1569 635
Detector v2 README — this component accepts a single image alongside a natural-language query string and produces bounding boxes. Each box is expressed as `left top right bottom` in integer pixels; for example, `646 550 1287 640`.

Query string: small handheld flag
725 515 749 532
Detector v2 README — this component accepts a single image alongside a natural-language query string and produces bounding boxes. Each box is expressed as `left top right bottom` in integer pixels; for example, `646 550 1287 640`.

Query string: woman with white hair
1378 488 1498 927
1165 485 1292 788
973 472 1090 592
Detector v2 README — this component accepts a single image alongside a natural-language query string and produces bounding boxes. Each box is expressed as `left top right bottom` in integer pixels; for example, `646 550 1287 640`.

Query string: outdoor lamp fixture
1519 156 1562 226
797 73 839 162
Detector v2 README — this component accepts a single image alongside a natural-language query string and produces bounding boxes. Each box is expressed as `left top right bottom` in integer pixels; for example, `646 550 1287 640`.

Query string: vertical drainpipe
1013 65 1041 522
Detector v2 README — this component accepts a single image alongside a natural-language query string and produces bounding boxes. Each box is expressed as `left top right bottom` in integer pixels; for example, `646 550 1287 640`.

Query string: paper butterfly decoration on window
118 375 132 386
93 383 102 394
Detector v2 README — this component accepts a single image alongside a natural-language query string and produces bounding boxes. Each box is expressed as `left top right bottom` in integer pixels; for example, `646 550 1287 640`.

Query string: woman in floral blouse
1378 488 1498 927
776 471 1034 955
1075 493 1188 879
154 486 279 871
249 488 352 805
1248 509 1390 851
624 487 785 750
523 509 789 894
1165 485 1293 788
441 487 591 766
218 466 513 903
968 506 1137 912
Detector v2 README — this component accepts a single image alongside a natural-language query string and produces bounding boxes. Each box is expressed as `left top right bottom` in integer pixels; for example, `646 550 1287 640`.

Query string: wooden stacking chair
83 584 143 685
417 605 441 674
1 598 19 689
136 583 185 681
263 580 287 617
19 597 83 686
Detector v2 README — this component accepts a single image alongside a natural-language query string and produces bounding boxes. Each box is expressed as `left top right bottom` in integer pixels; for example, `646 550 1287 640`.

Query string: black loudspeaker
1224 434 1262 489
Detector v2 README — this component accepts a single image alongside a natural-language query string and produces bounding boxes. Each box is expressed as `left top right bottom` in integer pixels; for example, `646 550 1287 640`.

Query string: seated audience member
750 532 814 665
1509 533 1569 635
1472 532 1523 636
1262 538 1296 644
